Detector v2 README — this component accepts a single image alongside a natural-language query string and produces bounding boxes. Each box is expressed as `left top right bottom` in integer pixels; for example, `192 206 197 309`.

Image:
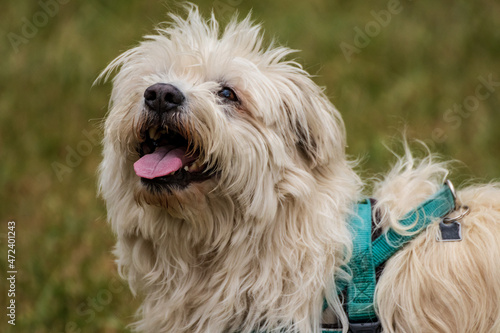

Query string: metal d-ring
445 179 458 210
443 205 470 224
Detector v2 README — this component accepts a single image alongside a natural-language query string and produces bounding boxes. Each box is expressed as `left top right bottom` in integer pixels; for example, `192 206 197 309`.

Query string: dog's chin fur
98 5 500 333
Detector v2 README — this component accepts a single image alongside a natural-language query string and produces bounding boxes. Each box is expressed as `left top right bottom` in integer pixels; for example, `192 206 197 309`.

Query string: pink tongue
134 146 195 179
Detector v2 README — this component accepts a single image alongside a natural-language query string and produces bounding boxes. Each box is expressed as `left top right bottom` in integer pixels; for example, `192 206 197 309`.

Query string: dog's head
98 5 347 220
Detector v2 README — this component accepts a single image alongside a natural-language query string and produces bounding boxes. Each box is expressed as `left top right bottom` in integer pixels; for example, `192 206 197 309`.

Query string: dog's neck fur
109 162 360 333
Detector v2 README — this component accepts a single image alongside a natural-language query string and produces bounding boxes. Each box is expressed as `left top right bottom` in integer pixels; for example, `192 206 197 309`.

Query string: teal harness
321 181 457 333
246 181 457 333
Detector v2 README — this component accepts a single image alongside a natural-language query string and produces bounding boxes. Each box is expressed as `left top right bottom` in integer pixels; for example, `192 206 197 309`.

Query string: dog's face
99 8 347 219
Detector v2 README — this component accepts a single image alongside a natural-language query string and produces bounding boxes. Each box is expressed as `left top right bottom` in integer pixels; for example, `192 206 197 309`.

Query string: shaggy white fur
98 5 500 333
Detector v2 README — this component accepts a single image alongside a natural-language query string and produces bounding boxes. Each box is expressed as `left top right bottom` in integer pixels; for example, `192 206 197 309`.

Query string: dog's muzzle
133 83 214 193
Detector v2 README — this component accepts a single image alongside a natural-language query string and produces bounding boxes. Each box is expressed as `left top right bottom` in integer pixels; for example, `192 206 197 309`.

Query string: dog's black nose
144 83 185 113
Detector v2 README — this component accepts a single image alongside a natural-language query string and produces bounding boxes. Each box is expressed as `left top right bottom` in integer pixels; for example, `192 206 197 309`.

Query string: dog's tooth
183 166 189 171
149 127 157 139
188 160 202 173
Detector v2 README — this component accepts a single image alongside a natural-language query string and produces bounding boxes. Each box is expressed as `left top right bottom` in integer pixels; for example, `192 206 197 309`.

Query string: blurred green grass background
1 0 499 332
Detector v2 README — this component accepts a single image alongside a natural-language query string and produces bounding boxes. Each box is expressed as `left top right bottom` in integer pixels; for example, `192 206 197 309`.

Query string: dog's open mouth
134 125 212 190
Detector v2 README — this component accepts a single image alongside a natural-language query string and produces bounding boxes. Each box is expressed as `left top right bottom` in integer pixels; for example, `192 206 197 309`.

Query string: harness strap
371 183 456 267
346 200 378 323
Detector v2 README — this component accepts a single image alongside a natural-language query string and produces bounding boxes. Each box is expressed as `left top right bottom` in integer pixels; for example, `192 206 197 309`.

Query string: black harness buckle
349 320 381 333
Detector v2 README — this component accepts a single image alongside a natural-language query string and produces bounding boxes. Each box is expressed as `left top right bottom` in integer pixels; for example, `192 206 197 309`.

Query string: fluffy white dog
98 5 500 333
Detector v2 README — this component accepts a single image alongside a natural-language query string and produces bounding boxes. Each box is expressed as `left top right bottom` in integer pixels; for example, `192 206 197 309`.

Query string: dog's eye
218 87 238 102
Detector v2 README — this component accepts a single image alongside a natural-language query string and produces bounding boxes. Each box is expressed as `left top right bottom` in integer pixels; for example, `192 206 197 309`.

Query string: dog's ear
284 77 346 168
